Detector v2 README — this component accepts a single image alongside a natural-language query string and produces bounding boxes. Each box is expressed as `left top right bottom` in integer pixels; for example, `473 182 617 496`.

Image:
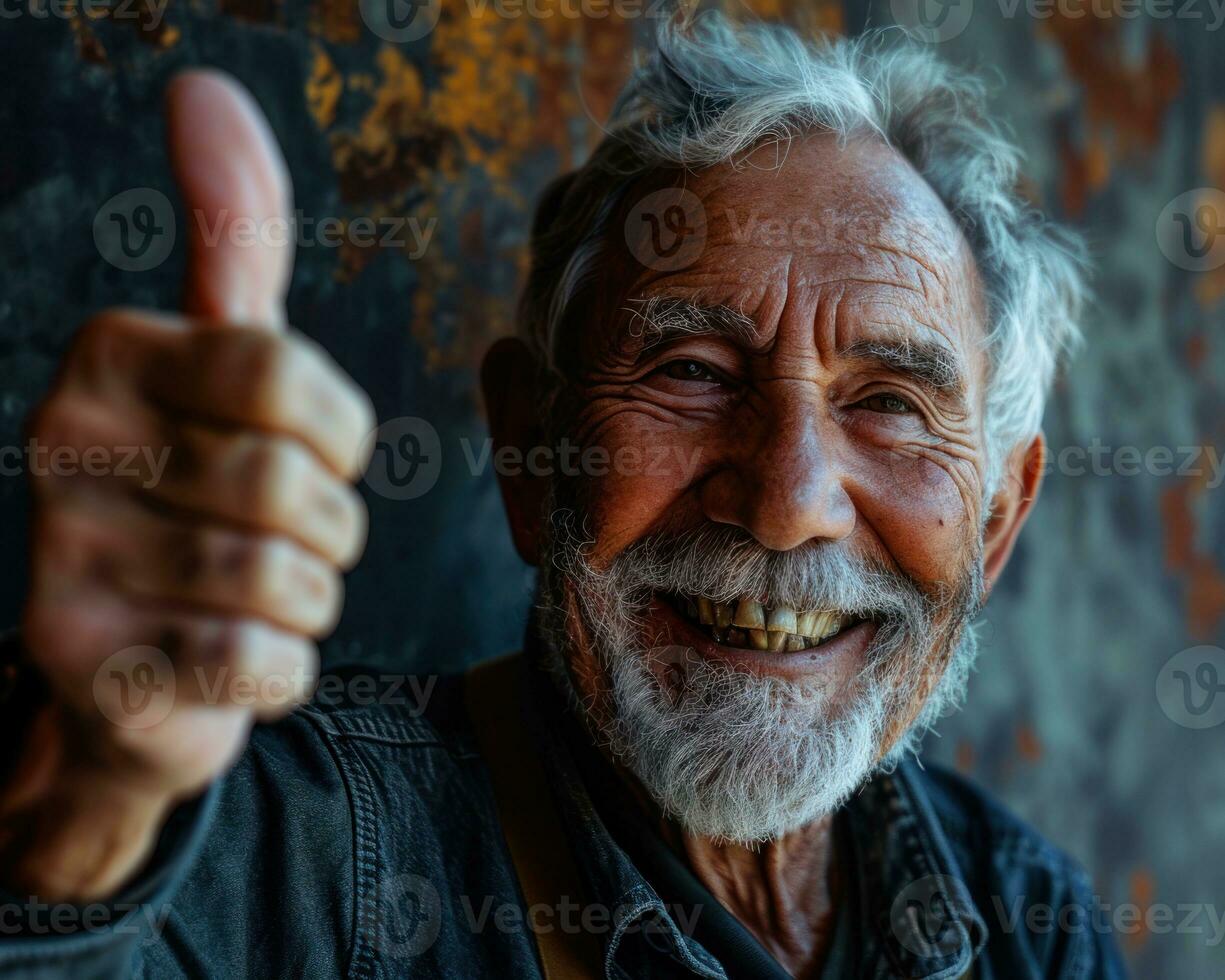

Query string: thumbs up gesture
4 72 374 900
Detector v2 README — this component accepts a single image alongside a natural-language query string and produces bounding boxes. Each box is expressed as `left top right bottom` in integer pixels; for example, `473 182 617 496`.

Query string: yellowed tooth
766 606 797 633
785 633 807 652
696 597 714 625
809 611 836 639
714 602 733 629
822 615 845 639
749 628 770 650
733 598 765 630
766 630 788 652
795 610 817 635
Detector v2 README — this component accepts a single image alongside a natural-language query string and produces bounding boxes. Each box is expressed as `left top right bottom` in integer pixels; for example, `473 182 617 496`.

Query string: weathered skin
485 135 1046 977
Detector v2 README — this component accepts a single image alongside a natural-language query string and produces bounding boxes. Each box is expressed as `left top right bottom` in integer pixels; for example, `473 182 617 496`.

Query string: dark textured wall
0 3 1222 977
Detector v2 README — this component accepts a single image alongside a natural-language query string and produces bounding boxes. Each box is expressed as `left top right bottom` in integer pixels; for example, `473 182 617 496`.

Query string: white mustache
601 522 943 625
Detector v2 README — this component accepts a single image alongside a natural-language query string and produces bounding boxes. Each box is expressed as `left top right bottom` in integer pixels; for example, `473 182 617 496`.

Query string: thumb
165 69 294 330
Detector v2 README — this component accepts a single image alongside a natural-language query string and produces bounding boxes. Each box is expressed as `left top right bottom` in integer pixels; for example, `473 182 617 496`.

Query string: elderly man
0 13 1123 980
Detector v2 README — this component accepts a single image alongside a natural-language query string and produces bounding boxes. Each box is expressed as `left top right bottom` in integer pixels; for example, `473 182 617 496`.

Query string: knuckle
26 396 87 455
247 437 309 522
242 537 295 607
234 332 299 423
195 617 249 676
307 563 344 635
70 310 133 384
339 490 369 568
32 508 103 581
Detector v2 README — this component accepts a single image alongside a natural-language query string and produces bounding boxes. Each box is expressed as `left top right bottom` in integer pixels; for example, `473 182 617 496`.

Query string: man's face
495 133 1019 841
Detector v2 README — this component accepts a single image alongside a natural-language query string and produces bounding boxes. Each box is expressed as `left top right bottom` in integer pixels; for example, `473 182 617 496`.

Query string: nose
699 387 856 552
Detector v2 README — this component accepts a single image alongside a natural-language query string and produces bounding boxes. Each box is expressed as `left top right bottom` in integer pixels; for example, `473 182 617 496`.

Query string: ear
481 337 550 566
981 432 1046 598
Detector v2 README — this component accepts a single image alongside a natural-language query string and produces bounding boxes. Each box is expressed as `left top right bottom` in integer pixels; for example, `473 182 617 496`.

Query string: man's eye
858 393 914 414
660 359 718 383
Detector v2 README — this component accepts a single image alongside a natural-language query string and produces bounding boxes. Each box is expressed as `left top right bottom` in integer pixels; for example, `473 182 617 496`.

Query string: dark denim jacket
0 653 1126 979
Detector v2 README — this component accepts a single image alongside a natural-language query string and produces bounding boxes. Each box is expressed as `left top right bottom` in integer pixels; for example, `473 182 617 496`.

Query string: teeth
732 599 765 630
809 611 836 639
675 594 855 653
766 606 797 633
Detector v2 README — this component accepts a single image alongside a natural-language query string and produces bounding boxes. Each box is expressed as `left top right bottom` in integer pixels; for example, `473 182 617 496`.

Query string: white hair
518 10 1089 497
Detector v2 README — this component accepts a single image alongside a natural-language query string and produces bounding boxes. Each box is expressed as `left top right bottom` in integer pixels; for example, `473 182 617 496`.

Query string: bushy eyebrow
617 295 968 402
617 296 758 354
838 337 967 399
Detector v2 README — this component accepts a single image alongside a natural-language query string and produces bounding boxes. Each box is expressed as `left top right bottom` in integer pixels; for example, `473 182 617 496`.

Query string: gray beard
535 494 984 845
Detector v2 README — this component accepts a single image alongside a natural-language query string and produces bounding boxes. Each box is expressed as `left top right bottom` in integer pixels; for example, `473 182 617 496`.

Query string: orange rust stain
576 17 635 150
69 15 109 65
1125 868 1156 951
1195 106 1225 310
1016 724 1043 762
1159 476 1225 640
308 0 364 44
1042 18 1180 216
1187 557 1225 641
1159 481 1197 572
306 44 343 130
1185 333 1207 371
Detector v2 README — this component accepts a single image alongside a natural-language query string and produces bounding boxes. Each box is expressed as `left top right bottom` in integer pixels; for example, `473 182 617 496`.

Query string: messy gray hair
518 10 1088 498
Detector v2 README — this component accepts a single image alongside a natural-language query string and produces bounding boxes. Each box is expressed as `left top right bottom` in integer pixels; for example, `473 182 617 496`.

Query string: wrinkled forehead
587 132 989 371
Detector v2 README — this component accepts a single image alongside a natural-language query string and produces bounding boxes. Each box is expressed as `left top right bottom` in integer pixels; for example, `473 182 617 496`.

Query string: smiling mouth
666 593 865 653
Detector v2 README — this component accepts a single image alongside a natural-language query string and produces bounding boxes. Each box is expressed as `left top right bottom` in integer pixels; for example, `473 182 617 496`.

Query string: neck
595 742 844 979
662 817 842 980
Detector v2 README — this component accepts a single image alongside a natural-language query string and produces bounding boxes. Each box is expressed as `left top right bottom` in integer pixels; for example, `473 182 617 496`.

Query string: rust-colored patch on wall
1016 723 1043 762
68 11 109 66
308 0 364 44
1159 474 1225 640
1125 868 1156 951
1042 18 1180 216
306 43 343 130
1195 105 1225 310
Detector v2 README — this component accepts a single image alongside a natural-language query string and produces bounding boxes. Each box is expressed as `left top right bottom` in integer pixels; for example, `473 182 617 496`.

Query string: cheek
852 451 979 585
570 410 707 565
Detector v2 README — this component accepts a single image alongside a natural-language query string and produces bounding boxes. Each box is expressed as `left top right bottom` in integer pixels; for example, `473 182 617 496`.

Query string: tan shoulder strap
465 653 604 980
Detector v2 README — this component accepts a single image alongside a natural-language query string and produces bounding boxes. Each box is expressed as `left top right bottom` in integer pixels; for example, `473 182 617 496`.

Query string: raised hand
2 70 374 901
